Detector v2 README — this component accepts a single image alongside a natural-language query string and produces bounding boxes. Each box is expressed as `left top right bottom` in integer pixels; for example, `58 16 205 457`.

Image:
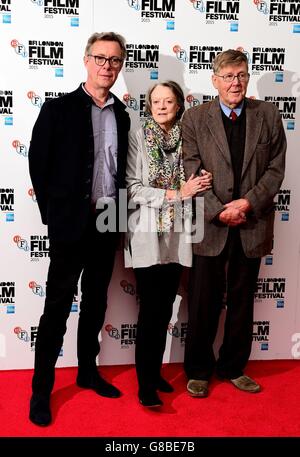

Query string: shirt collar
81 83 114 109
219 100 244 118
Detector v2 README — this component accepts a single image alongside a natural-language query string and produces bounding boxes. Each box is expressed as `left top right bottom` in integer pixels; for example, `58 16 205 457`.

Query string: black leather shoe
157 376 174 393
29 393 51 426
138 390 163 408
77 371 121 398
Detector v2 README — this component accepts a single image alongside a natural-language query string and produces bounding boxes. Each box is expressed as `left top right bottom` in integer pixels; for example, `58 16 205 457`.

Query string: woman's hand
165 170 212 201
180 171 212 199
199 169 212 190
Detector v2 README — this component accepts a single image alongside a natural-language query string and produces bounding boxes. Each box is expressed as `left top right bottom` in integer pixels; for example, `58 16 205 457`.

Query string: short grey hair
145 80 185 120
85 32 127 60
212 49 248 74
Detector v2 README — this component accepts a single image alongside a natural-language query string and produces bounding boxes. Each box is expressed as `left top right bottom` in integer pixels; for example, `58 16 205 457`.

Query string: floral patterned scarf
143 116 186 234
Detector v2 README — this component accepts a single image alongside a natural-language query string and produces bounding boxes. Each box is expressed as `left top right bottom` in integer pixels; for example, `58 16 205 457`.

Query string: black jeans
184 230 261 381
134 263 183 393
32 212 118 396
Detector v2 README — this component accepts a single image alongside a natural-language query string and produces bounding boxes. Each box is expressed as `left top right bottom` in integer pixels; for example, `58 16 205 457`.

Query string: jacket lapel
242 98 263 178
113 95 129 189
206 98 232 166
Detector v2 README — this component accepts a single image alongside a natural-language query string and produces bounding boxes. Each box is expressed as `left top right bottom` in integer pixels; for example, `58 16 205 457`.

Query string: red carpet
0 360 299 437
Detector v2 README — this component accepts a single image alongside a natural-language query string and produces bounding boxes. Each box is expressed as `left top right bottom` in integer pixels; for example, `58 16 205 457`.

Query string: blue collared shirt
220 100 244 119
82 84 118 203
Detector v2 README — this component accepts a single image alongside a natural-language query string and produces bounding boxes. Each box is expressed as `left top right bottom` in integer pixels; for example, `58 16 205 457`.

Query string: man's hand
218 206 246 226
218 198 251 226
224 198 251 213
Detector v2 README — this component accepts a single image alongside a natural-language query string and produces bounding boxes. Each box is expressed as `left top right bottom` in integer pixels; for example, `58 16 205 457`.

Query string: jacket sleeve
244 105 286 217
28 101 55 224
182 109 225 222
126 129 166 208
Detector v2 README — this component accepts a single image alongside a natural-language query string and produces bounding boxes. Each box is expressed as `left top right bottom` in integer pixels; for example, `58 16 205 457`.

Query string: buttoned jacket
182 97 286 257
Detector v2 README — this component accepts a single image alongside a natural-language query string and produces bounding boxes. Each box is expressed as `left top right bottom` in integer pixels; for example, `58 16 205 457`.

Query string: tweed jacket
124 127 192 268
182 97 286 258
28 84 130 243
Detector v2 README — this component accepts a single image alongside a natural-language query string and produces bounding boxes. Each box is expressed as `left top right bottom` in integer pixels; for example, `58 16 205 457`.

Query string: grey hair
212 49 248 74
145 80 185 120
85 32 127 60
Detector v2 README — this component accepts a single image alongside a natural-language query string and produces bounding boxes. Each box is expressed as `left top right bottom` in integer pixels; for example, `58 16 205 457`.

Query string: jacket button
84 194 90 199
85 179 91 184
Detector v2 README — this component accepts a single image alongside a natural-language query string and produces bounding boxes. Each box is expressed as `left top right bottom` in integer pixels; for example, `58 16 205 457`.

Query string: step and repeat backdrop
1 0 300 369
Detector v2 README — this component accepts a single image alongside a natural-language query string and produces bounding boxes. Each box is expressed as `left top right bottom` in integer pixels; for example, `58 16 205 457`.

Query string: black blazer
28 84 130 243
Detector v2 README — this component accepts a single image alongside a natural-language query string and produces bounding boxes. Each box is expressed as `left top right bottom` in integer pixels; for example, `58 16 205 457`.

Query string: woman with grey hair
125 81 212 408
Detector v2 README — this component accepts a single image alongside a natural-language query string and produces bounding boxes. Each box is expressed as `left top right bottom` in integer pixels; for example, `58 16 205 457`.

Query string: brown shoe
230 375 261 393
187 379 208 397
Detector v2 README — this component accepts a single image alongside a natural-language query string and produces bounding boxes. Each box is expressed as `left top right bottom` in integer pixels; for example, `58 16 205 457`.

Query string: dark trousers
32 212 118 396
134 263 183 393
184 230 261 381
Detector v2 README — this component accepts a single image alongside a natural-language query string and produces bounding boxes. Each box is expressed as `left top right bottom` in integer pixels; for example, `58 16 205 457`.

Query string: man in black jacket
28 32 130 426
